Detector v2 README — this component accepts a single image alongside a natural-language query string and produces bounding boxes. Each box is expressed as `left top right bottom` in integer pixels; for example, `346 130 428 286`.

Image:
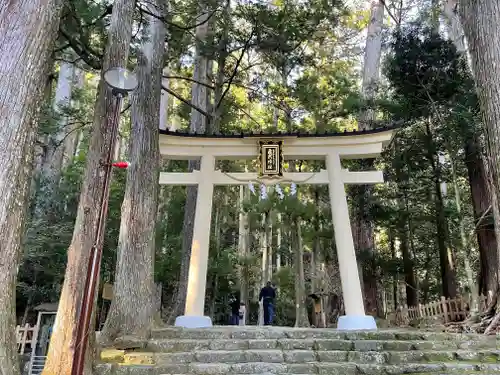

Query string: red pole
71 93 123 375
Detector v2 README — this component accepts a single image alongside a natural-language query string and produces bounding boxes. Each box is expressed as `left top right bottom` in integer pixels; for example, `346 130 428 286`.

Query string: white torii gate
159 127 395 330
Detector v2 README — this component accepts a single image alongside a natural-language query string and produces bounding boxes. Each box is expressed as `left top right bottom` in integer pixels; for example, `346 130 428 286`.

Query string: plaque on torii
258 140 283 179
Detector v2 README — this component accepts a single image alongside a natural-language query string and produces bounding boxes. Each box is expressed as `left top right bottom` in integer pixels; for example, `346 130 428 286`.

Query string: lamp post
71 67 137 375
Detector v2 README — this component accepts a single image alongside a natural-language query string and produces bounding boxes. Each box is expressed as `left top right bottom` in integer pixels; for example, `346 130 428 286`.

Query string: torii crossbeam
159 127 396 330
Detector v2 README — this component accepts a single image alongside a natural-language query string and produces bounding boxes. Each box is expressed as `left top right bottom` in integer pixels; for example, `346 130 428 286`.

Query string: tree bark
400 213 418 306
238 185 250 322
0 2 62 375
100 2 165 342
359 0 384 126
160 68 170 131
443 0 466 53
459 2 500 285
293 218 310 327
394 140 418 306
463 137 498 295
425 123 457 298
442 0 498 298
276 213 282 272
450 153 479 313
262 210 273 284
352 0 384 317
42 0 135 373
42 60 75 183
62 67 85 167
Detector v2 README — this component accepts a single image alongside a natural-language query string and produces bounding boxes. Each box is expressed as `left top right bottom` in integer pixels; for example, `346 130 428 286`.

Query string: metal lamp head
103 67 138 95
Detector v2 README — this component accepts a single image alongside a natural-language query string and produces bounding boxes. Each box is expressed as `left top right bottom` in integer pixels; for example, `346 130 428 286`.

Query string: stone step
143 338 498 352
95 362 500 375
143 349 500 365
150 327 488 341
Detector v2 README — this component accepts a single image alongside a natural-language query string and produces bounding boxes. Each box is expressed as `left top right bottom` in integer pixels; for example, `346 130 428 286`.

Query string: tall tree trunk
459 1 500 286
400 213 418 306
42 60 75 183
450 153 479 313
238 185 250 322
389 229 398 309
293 218 310 327
211 0 230 132
160 67 169 131
0 2 62 375
425 123 457 298
168 3 211 323
62 66 85 167
359 0 384 126
209 196 222 319
443 0 498 298
266 210 273 280
276 213 282 272
464 137 498 295
29 74 55 220
260 214 267 282
99 2 165 343
353 0 384 317
394 141 418 306
443 0 466 53
43 0 135 373
311 188 322 293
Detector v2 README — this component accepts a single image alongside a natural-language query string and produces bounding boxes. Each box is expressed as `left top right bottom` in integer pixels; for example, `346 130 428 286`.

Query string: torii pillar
174 155 215 328
326 152 375 329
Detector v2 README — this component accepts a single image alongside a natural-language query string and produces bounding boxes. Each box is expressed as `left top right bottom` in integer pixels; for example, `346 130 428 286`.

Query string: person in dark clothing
259 281 276 325
229 294 240 325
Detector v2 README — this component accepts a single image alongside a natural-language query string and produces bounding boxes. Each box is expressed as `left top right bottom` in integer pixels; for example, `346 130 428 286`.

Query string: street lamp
71 67 137 375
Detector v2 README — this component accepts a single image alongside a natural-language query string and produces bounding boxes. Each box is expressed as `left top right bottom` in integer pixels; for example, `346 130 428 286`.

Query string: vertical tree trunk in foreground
42 0 135 373
0 1 62 374
459 1 500 245
100 3 165 342
464 137 498 295
353 0 384 316
443 0 499 296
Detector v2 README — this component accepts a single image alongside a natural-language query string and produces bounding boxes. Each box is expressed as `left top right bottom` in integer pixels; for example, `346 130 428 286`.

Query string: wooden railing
388 293 494 326
16 323 37 354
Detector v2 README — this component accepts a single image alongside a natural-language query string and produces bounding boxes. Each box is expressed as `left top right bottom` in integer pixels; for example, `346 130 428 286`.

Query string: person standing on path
259 281 276 325
229 294 241 325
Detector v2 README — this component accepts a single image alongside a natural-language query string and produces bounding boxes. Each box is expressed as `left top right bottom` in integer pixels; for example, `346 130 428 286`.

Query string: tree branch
162 85 212 118
137 4 218 31
58 26 102 70
230 81 288 112
53 42 71 54
216 30 254 110
84 4 113 27
163 75 215 90
379 0 400 25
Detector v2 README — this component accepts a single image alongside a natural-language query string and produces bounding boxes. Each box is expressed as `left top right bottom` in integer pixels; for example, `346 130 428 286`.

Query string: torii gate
159 127 395 330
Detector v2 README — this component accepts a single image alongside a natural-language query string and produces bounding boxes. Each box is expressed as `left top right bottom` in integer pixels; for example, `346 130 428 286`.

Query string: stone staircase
96 326 500 375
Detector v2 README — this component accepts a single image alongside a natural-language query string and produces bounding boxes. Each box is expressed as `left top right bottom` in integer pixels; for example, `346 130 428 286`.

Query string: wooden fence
389 293 493 326
16 323 37 354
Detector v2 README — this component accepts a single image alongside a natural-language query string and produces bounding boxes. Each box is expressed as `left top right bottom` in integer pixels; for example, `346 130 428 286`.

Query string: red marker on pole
112 161 130 169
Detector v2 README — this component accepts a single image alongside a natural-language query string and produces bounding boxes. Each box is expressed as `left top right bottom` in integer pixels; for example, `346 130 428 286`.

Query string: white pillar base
337 315 377 330
174 315 213 328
